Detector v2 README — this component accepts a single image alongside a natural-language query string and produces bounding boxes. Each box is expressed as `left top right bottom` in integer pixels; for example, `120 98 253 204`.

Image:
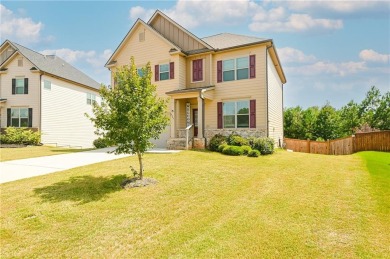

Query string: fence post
327 139 331 155
351 135 355 153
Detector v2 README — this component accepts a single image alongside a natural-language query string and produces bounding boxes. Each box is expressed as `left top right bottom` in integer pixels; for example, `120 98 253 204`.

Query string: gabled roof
148 10 213 50
105 18 182 67
202 33 270 50
0 40 100 90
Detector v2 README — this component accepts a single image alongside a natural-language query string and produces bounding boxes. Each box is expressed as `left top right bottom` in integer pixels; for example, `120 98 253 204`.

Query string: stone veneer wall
204 128 267 148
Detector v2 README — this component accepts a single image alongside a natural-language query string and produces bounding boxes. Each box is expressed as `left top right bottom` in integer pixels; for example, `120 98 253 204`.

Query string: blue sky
1 0 389 108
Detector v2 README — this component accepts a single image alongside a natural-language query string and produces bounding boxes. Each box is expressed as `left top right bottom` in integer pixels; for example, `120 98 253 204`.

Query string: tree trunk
137 152 143 179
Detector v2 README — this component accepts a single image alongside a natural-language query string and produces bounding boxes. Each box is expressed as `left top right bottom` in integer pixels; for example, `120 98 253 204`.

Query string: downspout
200 90 205 146
281 83 284 148
39 73 42 134
266 45 271 138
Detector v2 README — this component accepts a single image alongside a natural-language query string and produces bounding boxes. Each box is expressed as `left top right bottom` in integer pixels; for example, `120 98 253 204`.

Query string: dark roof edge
166 85 215 95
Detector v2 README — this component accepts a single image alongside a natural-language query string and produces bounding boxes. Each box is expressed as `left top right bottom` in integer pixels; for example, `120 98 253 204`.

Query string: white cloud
0 4 45 43
287 61 367 76
41 49 96 64
129 6 155 22
250 13 343 32
359 49 390 64
278 47 317 63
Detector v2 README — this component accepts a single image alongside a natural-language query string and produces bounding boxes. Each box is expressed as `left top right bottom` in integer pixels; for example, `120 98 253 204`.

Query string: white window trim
222 55 250 82
222 100 250 129
191 58 205 83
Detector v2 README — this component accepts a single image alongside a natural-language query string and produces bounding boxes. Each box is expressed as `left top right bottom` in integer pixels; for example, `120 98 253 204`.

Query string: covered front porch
166 86 214 150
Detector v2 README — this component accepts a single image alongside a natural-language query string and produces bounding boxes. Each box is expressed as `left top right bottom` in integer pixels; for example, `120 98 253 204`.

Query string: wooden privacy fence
284 131 390 155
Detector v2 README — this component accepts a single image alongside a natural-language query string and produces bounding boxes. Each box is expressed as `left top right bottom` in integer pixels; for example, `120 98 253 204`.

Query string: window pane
237 57 248 69
237 68 249 80
223 70 234 81
44 80 51 90
223 115 235 128
137 68 144 77
16 79 24 87
11 109 19 118
20 118 29 127
160 64 169 72
16 86 24 94
237 115 249 128
20 108 28 118
11 118 19 127
223 102 235 115
223 59 234 70
160 72 169 80
237 101 249 114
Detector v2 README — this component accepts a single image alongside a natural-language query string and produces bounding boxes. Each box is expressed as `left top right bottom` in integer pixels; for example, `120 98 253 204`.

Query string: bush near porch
0 127 41 146
209 132 275 156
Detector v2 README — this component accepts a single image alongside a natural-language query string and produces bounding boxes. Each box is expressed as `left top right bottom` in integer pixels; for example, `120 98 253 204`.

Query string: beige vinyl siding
149 15 206 51
204 46 267 130
112 22 180 147
179 56 186 89
267 52 283 145
40 75 100 148
186 54 211 88
0 54 40 129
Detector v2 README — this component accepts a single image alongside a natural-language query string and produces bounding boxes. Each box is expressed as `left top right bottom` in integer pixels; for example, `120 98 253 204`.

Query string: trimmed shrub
241 145 252 155
251 137 275 155
247 149 260 157
209 134 228 151
93 137 109 148
222 145 243 156
1 127 40 145
217 143 228 153
227 133 249 146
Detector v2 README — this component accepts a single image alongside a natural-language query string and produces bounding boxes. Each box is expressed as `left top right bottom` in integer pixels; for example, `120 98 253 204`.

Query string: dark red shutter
12 79 16 94
7 108 11 127
24 78 29 94
155 65 159 81
28 108 33 127
198 60 203 81
250 55 256 79
217 102 223 129
192 60 198 81
250 99 256 128
217 60 222 83
170 62 174 79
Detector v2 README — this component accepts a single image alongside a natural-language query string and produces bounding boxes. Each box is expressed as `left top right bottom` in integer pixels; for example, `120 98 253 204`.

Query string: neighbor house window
12 77 28 94
87 93 96 105
11 108 29 127
223 101 250 128
43 80 51 90
217 55 255 83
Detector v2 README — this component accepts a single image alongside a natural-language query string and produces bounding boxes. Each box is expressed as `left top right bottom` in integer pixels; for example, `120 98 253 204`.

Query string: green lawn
1 150 389 258
0 146 94 162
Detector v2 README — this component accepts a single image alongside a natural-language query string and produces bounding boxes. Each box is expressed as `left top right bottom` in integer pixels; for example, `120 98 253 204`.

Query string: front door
193 109 198 137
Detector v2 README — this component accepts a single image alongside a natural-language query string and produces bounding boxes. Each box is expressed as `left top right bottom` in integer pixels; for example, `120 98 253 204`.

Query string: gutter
266 45 271 138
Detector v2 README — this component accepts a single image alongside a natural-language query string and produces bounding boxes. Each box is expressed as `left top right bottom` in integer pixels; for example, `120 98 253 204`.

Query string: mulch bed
121 177 158 189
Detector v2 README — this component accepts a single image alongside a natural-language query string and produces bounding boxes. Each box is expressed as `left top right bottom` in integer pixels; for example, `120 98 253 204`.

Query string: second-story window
159 64 169 80
87 93 96 105
12 77 28 95
217 55 255 83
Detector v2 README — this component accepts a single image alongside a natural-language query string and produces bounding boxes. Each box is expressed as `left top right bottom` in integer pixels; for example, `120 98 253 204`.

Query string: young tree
88 57 169 180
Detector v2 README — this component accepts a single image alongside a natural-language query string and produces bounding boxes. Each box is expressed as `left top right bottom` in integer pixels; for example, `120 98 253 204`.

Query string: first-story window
159 64 169 80
137 68 144 77
87 93 96 105
223 100 249 128
11 108 29 127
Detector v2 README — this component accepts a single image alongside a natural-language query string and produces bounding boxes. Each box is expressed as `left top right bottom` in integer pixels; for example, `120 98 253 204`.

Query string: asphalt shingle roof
202 33 269 50
10 41 100 90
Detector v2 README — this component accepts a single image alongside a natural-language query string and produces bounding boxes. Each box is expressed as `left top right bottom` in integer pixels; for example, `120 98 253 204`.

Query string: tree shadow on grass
34 174 128 204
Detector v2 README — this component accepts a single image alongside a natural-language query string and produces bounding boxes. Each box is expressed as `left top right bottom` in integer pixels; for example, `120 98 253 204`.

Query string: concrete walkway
0 147 180 184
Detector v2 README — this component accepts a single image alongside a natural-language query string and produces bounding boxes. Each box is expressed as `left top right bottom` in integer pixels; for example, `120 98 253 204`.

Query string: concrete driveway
0 147 180 184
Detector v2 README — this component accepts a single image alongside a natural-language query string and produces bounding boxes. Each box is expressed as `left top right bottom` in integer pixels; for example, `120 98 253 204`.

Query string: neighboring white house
0 40 101 148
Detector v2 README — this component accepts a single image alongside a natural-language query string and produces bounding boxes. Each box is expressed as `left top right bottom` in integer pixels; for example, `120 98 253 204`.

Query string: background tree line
284 86 390 141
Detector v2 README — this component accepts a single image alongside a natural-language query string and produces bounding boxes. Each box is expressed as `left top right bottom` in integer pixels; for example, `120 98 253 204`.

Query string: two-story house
105 10 286 149
0 40 101 148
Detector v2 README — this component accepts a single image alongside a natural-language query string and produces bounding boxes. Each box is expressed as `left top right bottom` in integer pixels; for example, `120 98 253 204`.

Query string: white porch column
175 99 180 138
197 96 203 138
170 99 175 138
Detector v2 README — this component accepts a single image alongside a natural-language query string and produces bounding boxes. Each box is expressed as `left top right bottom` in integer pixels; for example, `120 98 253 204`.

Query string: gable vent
139 31 145 42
